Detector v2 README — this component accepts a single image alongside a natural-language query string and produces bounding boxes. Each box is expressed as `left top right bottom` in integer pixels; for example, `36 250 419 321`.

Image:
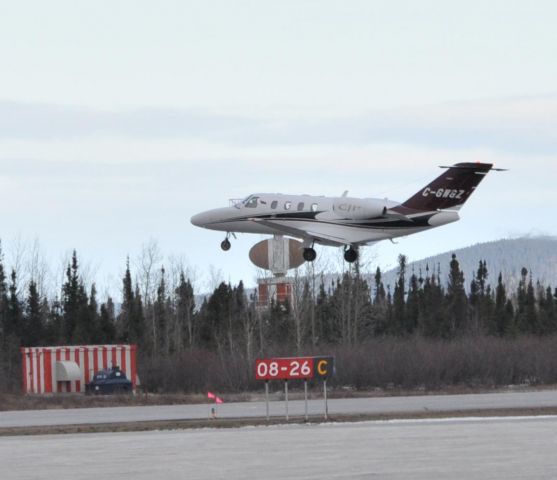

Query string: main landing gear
302 244 358 263
344 246 358 263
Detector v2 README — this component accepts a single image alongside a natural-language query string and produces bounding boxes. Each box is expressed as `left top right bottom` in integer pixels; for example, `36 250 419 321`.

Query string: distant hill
380 236 557 293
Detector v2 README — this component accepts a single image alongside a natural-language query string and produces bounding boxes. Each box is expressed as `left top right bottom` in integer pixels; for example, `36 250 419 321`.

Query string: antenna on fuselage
341 190 349 197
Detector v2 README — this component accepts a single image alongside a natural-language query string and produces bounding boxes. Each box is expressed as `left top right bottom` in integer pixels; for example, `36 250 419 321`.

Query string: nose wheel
344 246 358 263
303 247 317 262
221 237 231 251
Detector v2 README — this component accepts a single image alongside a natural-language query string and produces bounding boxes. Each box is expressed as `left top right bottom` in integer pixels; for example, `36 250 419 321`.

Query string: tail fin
401 162 493 211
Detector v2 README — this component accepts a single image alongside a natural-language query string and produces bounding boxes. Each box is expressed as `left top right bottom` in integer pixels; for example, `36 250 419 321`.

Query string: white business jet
191 162 498 263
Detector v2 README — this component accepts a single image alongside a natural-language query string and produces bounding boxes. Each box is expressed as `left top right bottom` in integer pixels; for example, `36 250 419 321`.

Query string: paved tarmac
2 390 557 428
2 415 557 479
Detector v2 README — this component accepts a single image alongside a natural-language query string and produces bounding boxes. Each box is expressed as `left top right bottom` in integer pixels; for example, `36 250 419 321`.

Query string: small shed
21 344 138 394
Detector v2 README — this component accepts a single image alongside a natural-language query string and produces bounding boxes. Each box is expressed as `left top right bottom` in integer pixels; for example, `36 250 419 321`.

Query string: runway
2 389 557 429
2 415 557 479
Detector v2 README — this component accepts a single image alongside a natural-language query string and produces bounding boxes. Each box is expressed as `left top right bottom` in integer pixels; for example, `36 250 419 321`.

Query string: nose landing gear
221 233 234 251
303 247 317 262
344 246 358 263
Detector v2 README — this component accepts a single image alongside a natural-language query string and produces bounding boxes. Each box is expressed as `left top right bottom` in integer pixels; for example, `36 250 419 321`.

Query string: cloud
1 95 557 153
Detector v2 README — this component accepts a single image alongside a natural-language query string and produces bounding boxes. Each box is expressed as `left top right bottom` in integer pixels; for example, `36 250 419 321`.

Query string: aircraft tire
303 247 317 262
221 239 231 251
344 247 358 263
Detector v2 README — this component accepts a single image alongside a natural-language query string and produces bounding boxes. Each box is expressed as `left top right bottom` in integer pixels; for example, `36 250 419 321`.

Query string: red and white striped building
21 345 138 394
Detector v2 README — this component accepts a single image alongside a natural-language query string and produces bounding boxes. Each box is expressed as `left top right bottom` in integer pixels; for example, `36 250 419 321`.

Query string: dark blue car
85 366 133 394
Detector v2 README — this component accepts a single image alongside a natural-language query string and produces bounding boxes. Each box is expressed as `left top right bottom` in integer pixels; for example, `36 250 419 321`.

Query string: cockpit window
271 200 278 209
245 196 259 208
297 202 304 211
284 201 291 210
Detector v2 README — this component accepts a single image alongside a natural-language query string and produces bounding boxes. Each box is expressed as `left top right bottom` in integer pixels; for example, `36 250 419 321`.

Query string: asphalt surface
2 415 557 479
2 390 557 428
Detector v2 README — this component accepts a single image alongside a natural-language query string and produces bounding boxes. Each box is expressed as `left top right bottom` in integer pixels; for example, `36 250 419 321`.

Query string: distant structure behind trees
0 239 556 393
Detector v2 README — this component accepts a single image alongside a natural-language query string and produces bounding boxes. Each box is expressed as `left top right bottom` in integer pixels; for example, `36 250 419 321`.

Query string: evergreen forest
1 242 557 393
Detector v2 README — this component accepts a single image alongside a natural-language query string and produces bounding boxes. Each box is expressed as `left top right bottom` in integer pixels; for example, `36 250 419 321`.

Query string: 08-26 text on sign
255 356 334 381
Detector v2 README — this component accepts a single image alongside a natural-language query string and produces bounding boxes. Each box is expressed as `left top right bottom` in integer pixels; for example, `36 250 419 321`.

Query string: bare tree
135 239 163 354
26 238 51 300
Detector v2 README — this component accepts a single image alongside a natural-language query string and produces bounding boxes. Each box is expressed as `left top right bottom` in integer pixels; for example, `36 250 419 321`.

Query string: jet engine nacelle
332 197 386 220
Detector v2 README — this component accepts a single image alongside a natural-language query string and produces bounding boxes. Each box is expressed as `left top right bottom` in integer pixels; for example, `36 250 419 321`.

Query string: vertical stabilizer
401 162 493 211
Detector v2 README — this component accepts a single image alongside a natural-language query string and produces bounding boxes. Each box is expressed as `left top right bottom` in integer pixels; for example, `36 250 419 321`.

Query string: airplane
191 162 501 263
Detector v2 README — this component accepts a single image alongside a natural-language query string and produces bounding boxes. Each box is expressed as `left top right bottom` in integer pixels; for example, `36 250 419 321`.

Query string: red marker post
207 391 224 419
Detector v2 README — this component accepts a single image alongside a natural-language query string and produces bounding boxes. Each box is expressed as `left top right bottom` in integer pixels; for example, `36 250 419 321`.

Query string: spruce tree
175 272 196 350
525 275 538 333
515 267 529 333
7 269 23 340
476 260 494 333
45 297 63 344
543 286 556 333
133 285 145 345
119 258 144 345
328 275 351 344
154 267 169 355
351 272 373 343
315 280 334 343
445 254 467 336
493 273 514 336
98 298 117 343
120 258 134 340
372 267 388 335
537 285 556 335
62 251 82 342
419 267 445 337
72 281 91 344
25 280 44 346
392 254 407 335
0 241 8 341
405 270 420 334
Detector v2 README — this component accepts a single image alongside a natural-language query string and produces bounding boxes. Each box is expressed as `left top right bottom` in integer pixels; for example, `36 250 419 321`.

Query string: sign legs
324 379 328 420
284 380 289 421
265 381 270 421
304 380 308 422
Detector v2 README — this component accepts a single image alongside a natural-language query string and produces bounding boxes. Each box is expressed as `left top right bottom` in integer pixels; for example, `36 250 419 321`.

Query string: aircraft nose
191 207 233 228
190 211 208 227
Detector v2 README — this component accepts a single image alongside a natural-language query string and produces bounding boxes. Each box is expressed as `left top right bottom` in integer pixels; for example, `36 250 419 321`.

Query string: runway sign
255 356 334 381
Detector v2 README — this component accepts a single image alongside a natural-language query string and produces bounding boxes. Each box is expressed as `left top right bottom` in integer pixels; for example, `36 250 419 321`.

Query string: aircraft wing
250 218 349 246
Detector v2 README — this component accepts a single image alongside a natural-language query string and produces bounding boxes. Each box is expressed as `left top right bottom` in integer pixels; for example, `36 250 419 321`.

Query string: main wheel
221 239 231 251
303 247 317 262
344 247 358 263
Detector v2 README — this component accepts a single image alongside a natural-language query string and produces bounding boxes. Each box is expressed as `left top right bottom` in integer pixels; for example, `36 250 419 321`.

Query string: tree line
1 242 556 392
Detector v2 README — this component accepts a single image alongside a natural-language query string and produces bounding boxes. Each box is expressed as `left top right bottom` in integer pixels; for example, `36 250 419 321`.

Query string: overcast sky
1 1 556 296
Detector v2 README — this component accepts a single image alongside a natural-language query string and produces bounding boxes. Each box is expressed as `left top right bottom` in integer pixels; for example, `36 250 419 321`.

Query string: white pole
324 379 328 421
265 381 270 421
285 380 289 421
304 380 308 422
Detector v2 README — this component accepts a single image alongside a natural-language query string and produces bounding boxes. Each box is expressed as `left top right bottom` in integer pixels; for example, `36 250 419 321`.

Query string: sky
0 0 556 297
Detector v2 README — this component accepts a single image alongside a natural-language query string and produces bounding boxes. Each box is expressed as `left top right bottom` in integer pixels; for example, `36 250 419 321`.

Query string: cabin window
271 200 278 209
311 203 318 212
245 196 259 208
284 201 291 210
297 202 304 211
